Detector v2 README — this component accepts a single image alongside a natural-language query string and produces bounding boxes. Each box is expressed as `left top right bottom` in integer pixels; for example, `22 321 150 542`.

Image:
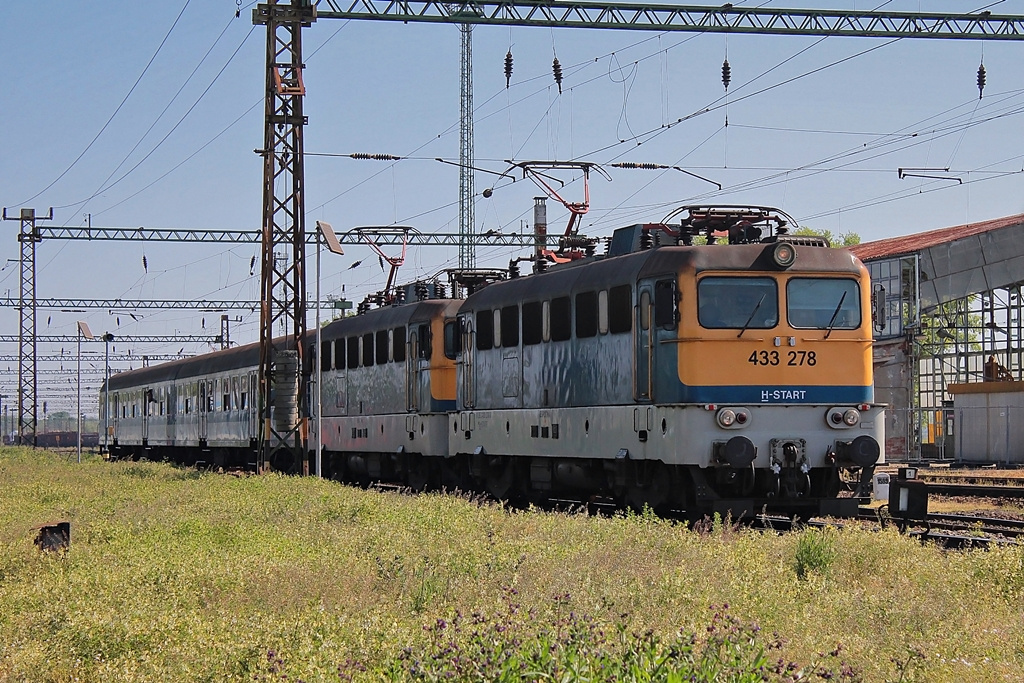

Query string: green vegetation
1 448 1022 682
792 227 861 247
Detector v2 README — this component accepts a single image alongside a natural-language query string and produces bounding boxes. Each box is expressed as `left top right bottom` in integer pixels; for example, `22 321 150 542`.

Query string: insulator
482 187 493 198
394 289 406 304
977 62 986 99
639 230 653 251
349 153 401 161
722 59 731 91
142 255 148 272
508 259 520 279
504 51 514 88
415 282 428 300
435 283 447 298
613 162 662 170
552 57 563 94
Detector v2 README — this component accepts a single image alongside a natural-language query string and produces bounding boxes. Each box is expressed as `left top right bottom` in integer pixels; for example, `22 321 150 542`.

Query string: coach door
407 328 420 412
141 389 151 441
199 380 209 441
635 285 653 401
460 315 475 408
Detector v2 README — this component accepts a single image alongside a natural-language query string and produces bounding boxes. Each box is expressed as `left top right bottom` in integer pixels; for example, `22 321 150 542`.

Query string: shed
946 381 1024 465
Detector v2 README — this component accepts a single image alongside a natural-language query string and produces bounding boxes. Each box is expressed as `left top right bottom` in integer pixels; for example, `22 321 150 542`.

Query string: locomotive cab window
787 278 861 329
698 277 778 329
362 333 375 366
654 279 678 329
476 310 494 351
443 320 461 359
417 323 432 359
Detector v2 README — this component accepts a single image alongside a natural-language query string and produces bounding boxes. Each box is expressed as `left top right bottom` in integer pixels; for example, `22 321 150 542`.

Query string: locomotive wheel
406 457 435 492
483 456 516 500
625 462 672 512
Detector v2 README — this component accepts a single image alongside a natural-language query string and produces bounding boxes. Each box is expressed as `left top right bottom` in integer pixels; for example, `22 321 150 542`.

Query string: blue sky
5 1 1024 411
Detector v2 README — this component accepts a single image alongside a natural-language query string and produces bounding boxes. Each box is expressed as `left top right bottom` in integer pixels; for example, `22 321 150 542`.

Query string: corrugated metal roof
849 213 1024 261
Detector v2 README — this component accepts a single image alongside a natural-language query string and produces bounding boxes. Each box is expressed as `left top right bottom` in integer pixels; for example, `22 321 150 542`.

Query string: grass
1 447 1023 681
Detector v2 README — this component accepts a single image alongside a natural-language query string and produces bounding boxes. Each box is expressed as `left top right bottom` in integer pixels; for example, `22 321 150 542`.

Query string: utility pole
3 207 50 447
458 19 475 269
253 1 314 474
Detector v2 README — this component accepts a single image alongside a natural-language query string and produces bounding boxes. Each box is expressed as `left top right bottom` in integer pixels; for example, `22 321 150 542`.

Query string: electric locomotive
450 206 883 517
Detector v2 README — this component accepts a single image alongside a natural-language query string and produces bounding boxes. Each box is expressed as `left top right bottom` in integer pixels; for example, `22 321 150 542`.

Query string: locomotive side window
320 340 332 371
522 301 543 345
575 291 598 339
476 310 494 350
698 277 778 329
787 278 861 329
542 301 551 342
334 338 346 370
500 305 519 347
362 332 375 366
640 291 651 330
347 336 359 369
393 326 407 363
493 309 503 348
550 297 571 341
376 329 389 365
443 320 461 359
608 284 632 334
654 279 678 328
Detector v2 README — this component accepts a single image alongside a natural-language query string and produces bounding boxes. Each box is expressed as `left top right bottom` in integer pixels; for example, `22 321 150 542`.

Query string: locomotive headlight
717 409 737 427
772 242 797 269
843 408 860 426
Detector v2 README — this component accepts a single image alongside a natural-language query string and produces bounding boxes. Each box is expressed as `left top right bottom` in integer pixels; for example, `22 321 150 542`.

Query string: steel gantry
315 2 1024 38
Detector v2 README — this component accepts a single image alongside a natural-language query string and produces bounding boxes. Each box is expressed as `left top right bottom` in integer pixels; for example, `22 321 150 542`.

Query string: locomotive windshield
787 278 861 329
698 277 779 329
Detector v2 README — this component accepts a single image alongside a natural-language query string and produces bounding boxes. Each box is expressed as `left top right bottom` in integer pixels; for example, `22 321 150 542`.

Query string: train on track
103 206 884 518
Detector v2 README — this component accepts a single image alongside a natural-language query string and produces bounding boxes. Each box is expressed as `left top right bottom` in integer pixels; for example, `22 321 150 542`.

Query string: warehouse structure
850 214 1024 462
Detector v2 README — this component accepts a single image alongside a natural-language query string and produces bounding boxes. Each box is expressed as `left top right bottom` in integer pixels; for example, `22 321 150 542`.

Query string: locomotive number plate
747 350 817 367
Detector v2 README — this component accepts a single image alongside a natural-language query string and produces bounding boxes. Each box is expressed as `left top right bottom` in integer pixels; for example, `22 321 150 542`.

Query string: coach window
787 278 860 329
575 291 598 338
609 284 632 334
500 305 519 347
347 336 359 369
393 326 407 363
654 279 678 329
522 301 543 345
444 320 461 359
362 332 375 366
376 329 389 365
321 340 332 371
550 296 571 341
476 310 494 350
698 277 778 329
